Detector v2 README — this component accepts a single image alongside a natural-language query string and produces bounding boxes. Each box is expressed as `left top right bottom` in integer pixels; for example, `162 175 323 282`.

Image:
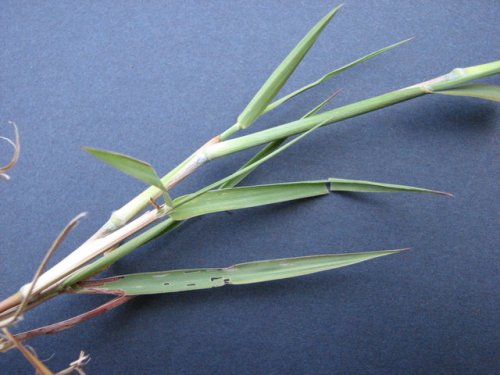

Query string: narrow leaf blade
172 177 450 220
329 178 453 197
265 38 412 113
218 139 285 189
171 182 329 220
84 147 173 206
302 89 341 118
433 83 500 102
237 5 342 129
228 249 405 284
75 249 406 295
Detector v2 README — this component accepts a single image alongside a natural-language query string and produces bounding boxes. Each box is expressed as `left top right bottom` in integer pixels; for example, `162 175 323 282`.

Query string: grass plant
0 5 498 373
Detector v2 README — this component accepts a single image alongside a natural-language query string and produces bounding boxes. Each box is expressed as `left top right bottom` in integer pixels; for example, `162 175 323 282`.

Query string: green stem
96 60 499 235
428 61 500 91
204 61 500 160
204 87 421 159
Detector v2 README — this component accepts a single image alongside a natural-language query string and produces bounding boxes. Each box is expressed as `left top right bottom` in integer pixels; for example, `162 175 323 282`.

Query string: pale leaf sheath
431 83 500 102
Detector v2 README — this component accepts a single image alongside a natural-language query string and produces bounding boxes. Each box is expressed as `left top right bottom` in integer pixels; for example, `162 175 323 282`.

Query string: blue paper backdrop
1 1 499 374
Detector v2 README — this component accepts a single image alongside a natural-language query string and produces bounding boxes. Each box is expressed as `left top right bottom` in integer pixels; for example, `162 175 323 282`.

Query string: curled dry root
0 121 20 180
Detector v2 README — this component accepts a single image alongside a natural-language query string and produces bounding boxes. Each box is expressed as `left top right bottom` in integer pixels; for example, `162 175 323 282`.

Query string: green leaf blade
301 89 341 118
237 5 342 129
433 83 500 102
265 38 412 113
84 146 173 206
228 249 405 284
170 182 330 220
329 178 453 197
74 249 406 296
171 177 449 221
217 139 286 189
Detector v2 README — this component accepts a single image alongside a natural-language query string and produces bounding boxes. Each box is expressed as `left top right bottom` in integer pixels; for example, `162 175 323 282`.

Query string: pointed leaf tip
173 176 452 221
237 4 342 129
83 146 173 206
328 178 451 197
265 37 412 113
74 247 407 296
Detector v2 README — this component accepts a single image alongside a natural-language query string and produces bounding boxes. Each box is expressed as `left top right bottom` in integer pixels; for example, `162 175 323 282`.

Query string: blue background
1 1 499 374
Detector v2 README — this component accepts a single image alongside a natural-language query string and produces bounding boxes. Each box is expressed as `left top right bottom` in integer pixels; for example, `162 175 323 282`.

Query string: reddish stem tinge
11 296 132 343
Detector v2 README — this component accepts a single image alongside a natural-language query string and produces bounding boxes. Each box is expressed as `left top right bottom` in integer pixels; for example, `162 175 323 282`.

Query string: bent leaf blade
172 177 449 220
265 38 412 113
84 147 173 206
